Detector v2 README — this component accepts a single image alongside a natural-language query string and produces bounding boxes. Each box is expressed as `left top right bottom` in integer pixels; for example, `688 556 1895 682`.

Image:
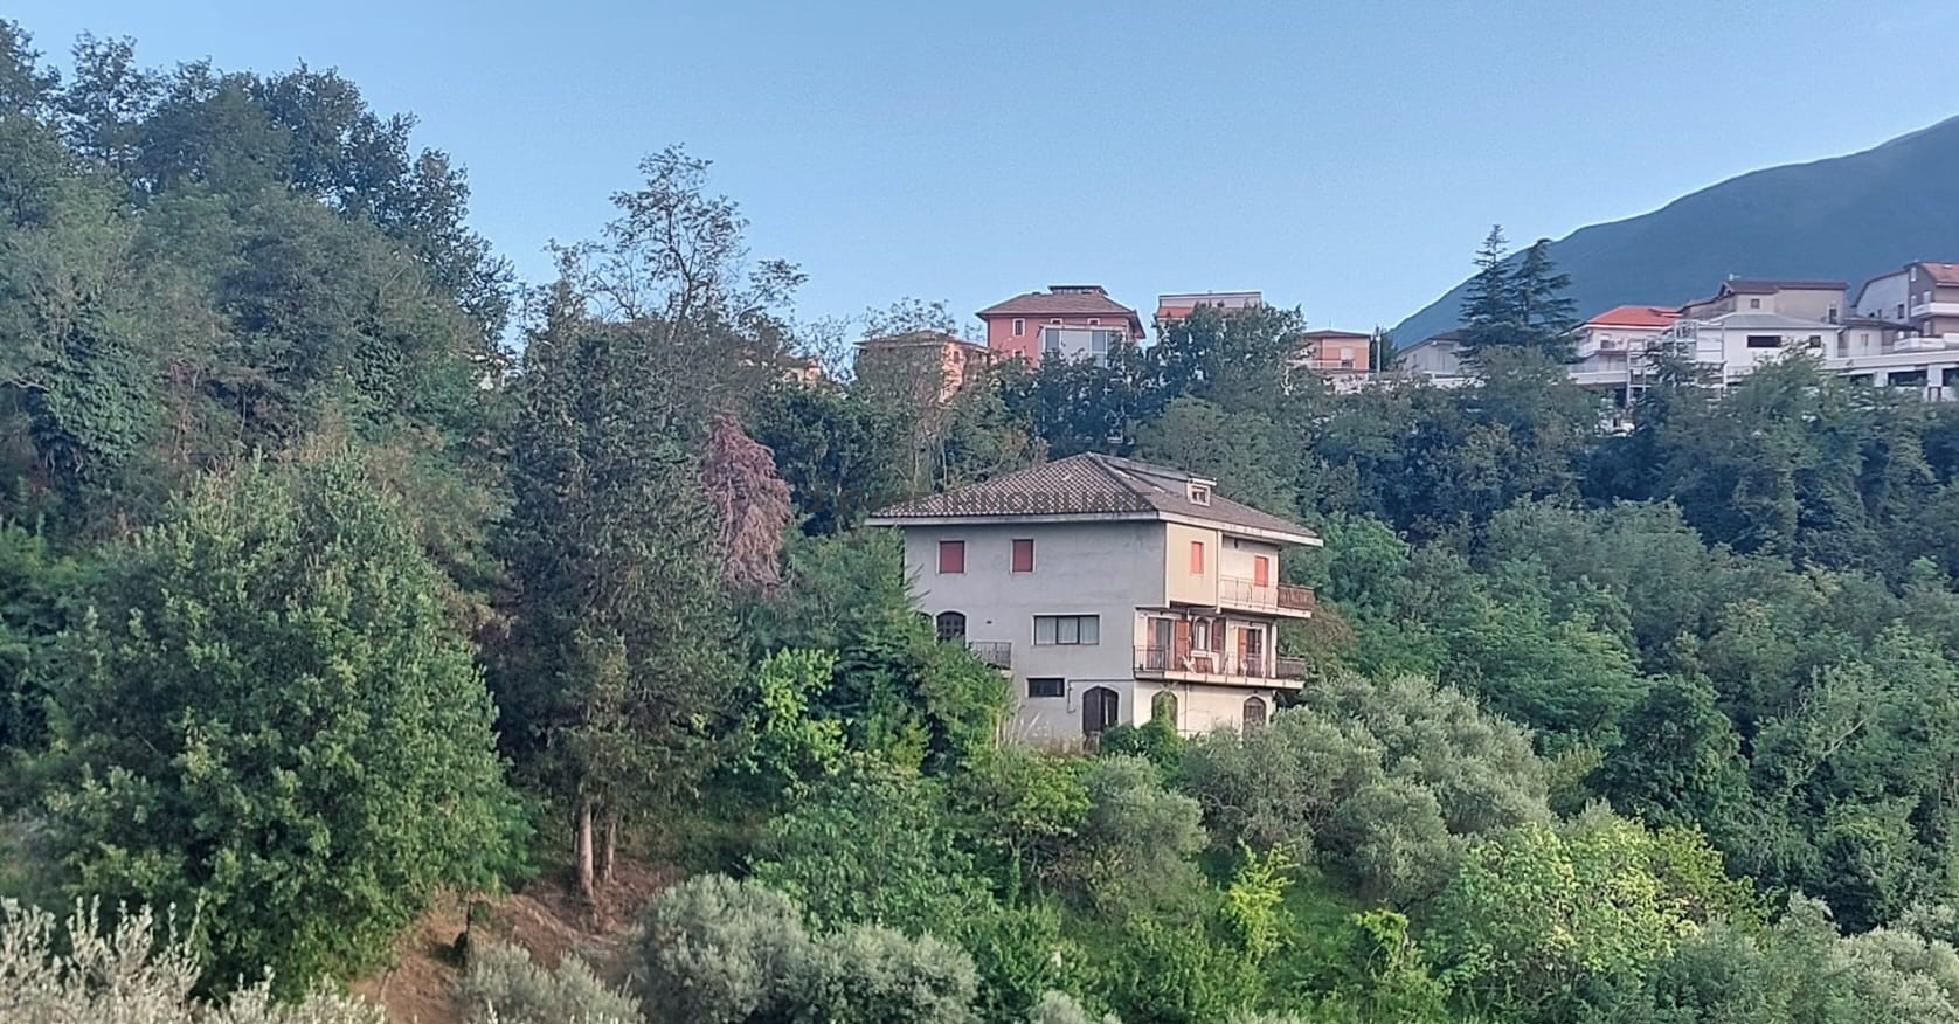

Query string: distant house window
1898 304 1907 319
938 540 965 574
1827 305 1839 324
1749 298 1762 309
1243 696 1268 731
1190 541 1206 575
1088 318 1100 325
1188 484 1210 505
1011 539 1035 573
1012 318 1025 336
1253 555 1270 588
935 611 966 642
1034 614 1100 645
1744 335 1781 349
1028 677 1066 699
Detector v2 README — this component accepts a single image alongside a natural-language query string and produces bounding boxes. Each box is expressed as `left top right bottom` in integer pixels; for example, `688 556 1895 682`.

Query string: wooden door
1083 686 1119 738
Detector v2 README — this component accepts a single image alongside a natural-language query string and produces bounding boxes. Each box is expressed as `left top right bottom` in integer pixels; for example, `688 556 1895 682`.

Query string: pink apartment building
977 285 1147 365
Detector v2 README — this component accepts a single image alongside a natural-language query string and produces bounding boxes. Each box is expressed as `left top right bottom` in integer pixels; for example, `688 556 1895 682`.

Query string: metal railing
1217 576 1317 612
966 640 1012 669
1135 646 1305 680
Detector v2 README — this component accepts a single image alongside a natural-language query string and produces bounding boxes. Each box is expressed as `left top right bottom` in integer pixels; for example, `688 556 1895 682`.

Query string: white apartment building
867 454 1319 749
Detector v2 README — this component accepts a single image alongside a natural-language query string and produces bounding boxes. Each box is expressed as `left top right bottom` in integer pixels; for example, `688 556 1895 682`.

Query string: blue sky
16 1 1959 335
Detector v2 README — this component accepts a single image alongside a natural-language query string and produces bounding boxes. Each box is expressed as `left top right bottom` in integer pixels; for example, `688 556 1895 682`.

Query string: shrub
0 898 382 1023
948 749 1089 889
750 767 996 935
40 454 522 993
1427 811 1757 1019
633 874 810 1024
1028 990 1120 1024
459 942 637 1024
1058 756 1205 916
1087 918 1261 1024
792 924 980 1024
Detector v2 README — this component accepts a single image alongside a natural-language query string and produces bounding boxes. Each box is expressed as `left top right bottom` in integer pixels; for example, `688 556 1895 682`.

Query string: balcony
1135 645 1306 686
966 640 1012 670
1217 576 1316 617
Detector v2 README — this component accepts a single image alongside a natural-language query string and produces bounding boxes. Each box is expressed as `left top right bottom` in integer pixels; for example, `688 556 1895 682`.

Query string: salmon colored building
977 285 1147 365
1294 330 1374 373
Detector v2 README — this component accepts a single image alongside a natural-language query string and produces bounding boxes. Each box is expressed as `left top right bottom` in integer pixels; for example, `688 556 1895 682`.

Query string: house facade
977 285 1148 365
1155 291 1263 325
1678 279 1846 323
1294 330 1374 375
1853 262 1959 340
867 454 1318 749
854 330 996 401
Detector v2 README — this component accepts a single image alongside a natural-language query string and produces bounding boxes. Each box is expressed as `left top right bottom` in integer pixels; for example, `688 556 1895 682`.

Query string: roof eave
865 509 1320 546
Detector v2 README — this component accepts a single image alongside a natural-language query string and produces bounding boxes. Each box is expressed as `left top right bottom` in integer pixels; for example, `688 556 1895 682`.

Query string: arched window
1083 686 1120 738
1151 691 1178 727
1242 696 1268 732
935 611 967 643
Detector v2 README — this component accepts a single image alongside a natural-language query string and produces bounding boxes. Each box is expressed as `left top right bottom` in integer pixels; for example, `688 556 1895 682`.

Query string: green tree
41 452 520 993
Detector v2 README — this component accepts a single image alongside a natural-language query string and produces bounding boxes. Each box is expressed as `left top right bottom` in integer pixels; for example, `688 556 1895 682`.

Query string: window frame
1012 317 1025 336
938 539 965 574
1190 540 1206 575
1027 677 1066 699
1011 538 1035 574
1034 614 1100 646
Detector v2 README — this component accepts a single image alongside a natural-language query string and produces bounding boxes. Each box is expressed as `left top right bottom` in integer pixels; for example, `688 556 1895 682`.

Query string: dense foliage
13 17 1959 1024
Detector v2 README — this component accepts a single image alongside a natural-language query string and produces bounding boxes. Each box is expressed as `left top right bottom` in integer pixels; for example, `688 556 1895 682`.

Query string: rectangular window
1034 615 1100 646
1012 317 1024 336
1749 297 1762 309
1744 335 1781 349
1027 677 1066 698
1011 538 1035 573
938 539 965 574
1190 541 1206 575
1042 328 1061 357
1253 555 1270 587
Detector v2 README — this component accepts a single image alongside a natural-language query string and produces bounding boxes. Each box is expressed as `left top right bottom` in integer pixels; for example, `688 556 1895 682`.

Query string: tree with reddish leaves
701 409 793 596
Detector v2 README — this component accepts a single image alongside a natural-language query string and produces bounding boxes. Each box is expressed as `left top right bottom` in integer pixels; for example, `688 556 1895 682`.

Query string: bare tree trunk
599 814 618 887
575 796 596 902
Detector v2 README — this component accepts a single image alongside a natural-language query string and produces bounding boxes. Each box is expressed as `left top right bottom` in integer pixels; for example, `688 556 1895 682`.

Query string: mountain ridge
1391 114 1959 345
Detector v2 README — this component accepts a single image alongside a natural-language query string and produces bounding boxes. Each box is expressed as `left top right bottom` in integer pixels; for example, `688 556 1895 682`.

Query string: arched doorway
1242 696 1268 732
1151 690 1178 728
1083 686 1119 739
934 610 966 643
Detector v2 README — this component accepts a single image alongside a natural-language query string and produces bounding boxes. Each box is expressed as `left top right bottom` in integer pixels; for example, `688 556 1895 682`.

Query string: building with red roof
977 285 1146 365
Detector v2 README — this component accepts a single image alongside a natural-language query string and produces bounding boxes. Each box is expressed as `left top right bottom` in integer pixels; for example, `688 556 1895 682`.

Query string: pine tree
1509 238 1579 359
1460 225 1517 357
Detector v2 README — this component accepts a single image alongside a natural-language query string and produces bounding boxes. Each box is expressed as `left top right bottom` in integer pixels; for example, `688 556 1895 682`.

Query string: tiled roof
858 330 988 352
1699 311 1838 330
1585 305 1680 328
978 286 1141 321
1722 278 1848 294
869 453 1316 542
1919 262 1959 286
1300 329 1373 340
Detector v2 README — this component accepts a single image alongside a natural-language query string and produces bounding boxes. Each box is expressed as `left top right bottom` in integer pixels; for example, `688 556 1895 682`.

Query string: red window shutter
1174 620 1192 662
1011 539 1035 573
938 540 965 574
1253 556 1270 587
1190 541 1205 574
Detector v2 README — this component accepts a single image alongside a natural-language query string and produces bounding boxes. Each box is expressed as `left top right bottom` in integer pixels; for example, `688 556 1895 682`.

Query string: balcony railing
966 640 1012 669
1136 646 1306 681
1217 576 1317 613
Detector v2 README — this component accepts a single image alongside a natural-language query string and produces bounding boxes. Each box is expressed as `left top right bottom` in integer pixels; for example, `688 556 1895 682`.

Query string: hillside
1393 114 1959 344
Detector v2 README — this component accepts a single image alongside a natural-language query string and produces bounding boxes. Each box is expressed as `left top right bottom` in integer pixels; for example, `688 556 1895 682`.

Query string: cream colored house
867 454 1319 749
